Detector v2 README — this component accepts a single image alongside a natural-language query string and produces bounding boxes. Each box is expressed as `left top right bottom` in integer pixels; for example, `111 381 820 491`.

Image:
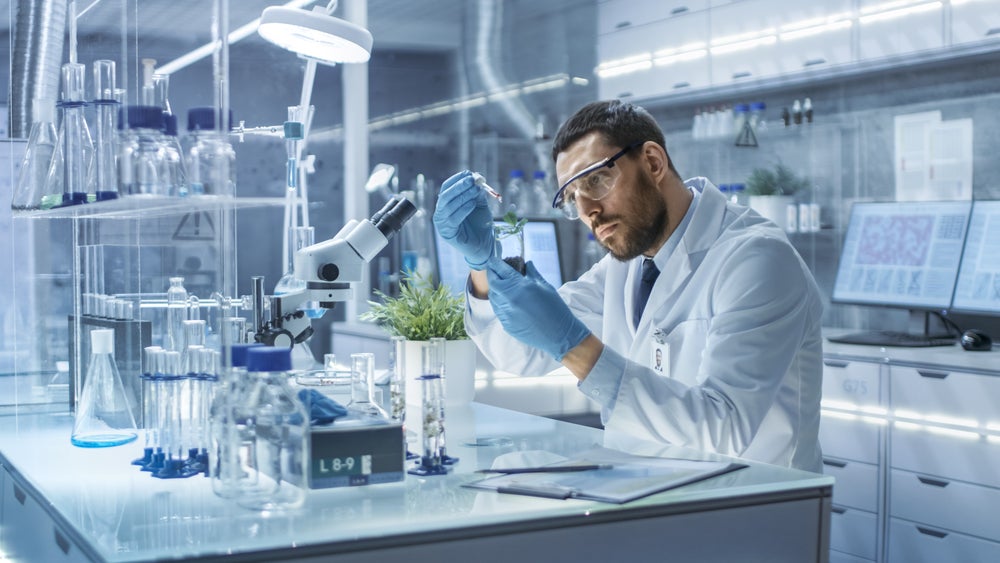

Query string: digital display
435 219 564 297
832 201 972 310
951 200 1000 313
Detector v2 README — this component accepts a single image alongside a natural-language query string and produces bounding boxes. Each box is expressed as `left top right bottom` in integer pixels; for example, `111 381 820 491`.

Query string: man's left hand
486 257 591 361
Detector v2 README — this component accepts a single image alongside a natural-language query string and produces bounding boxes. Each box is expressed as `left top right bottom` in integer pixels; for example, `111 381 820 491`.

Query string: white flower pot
749 195 795 231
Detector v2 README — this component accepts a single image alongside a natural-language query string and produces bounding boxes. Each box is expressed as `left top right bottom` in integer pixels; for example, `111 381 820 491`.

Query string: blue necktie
633 258 660 328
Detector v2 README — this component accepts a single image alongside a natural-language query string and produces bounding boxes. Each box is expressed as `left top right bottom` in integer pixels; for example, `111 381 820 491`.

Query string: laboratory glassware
133 346 163 467
165 277 188 352
238 346 309 511
408 338 450 475
210 343 262 498
185 107 237 197
161 114 188 197
350 352 381 415
118 105 167 196
11 98 60 210
71 329 139 448
45 62 94 207
89 60 119 202
388 336 406 424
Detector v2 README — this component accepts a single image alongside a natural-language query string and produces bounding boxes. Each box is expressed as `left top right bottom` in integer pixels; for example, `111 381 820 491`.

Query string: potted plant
361 271 476 407
744 164 811 230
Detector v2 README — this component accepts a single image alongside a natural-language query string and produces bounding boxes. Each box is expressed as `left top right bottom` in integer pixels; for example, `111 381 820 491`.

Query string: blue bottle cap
163 113 179 136
533 170 546 179
187 106 235 131
121 105 164 131
246 346 292 372
734 103 750 113
230 343 263 368
510 169 525 178
750 102 766 111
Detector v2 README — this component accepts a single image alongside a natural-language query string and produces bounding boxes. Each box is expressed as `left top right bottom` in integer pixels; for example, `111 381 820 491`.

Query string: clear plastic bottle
11 98 59 210
185 107 237 197
166 276 188 352
71 329 139 447
803 97 813 124
46 63 94 207
502 169 526 216
733 104 749 137
749 102 767 134
118 105 166 196
210 343 261 499
730 183 747 206
530 170 551 217
792 99 803 125
238 346 309 511
691 107 704 141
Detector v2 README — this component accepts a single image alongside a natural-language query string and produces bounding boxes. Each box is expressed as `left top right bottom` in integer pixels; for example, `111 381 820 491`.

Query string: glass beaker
72 329 139 447
46 63 94 207
11 98 59 210
90 60 119 202
494 215 526 275
350 352 381 415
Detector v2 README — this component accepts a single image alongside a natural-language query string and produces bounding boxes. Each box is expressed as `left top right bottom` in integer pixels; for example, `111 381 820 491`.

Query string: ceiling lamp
258 5 373 64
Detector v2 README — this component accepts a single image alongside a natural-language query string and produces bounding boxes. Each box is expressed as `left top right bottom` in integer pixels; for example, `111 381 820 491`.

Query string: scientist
434 100 824 472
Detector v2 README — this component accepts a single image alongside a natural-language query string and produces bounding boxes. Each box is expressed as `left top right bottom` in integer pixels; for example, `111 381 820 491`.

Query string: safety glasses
551 141 643 220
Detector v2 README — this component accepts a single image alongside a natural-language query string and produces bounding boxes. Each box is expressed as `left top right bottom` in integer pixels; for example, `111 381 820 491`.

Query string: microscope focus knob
318 263 340 281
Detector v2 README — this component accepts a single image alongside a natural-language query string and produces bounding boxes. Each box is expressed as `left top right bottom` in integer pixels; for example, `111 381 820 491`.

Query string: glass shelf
13 196 285 220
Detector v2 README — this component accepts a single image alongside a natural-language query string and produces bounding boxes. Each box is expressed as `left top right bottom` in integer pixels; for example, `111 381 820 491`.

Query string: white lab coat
466 178 824 472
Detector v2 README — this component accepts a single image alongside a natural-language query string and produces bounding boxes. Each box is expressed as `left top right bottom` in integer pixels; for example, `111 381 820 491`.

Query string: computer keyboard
826 331 958 348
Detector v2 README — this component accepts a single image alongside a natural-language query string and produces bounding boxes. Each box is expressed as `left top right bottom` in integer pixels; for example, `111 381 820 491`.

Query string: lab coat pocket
656 319 709 386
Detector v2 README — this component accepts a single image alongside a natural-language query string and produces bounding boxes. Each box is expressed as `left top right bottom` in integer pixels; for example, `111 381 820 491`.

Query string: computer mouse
961 329 993 352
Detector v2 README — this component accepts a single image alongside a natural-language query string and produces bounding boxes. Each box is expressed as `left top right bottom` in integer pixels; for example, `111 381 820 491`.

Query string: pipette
471 172 503 202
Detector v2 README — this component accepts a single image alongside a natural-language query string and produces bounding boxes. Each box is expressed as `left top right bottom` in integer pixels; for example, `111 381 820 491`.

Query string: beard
592 171 669 261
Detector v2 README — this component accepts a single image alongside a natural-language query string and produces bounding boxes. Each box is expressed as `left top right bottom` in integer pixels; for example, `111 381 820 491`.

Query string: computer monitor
434 219 565 297
828 200 972 347
951 200 1000 314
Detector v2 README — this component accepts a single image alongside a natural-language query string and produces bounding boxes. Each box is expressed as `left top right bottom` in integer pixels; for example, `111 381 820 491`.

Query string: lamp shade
258 6 373 64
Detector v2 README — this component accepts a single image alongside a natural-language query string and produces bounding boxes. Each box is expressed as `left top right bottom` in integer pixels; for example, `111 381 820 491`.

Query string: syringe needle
472 172 503 202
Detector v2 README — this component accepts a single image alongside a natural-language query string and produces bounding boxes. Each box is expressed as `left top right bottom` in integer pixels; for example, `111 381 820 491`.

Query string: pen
476 464 613 474
471 172 503 202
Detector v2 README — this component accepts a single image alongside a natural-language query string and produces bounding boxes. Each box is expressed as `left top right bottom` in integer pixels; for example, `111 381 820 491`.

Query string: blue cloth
297 389 349 426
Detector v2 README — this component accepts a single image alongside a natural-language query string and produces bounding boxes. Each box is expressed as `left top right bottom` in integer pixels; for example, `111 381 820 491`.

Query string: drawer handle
617 92 634 98
670 6 689 15
803 58 827 67
615 21 632 30
823 359 849 368
917 476 950 488
732 71 752 79
13 484 26 505
831 506 847 514
916 526 949 539
987 27 1000 36
54 528 71 554
673 82 691 89
917 369 949 379
822 459 847 469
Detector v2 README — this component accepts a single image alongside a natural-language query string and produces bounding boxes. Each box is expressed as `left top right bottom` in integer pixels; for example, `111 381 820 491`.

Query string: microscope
255 194 416 347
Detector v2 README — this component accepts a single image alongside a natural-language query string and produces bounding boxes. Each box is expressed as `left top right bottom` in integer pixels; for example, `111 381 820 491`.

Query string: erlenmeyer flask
11 98 60 210
72 329 139 447
46 62 95 207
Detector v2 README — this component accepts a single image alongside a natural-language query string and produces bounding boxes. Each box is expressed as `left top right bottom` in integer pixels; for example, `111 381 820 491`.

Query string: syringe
471 172 503 202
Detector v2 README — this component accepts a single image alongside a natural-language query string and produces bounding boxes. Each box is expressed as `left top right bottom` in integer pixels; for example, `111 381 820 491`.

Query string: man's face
556 133 668 261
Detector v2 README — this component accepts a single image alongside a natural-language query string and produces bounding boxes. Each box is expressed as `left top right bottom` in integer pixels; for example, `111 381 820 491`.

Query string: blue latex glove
433 170 497 270
486 257 591 361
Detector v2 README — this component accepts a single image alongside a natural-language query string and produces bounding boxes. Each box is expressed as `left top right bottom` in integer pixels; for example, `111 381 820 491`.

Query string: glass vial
11 98 60 210
350 352 381 415
72 329 139 447
238 346 309 511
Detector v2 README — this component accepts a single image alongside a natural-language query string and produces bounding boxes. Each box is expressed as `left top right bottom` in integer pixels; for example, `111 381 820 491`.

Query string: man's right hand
433 170 497 270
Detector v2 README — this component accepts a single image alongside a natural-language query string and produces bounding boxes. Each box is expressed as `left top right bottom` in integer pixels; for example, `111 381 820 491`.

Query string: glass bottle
210 343 263 498
89 60 119 202
160 114 188 197
71 329 139 447
12 98 60 210
46 62 94 207
118 105 166 196
238 346 309 511
185 107 236 197
165 277 188 352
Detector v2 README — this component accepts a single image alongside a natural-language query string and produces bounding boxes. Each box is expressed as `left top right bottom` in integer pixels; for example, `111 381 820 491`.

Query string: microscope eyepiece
372 195 416 239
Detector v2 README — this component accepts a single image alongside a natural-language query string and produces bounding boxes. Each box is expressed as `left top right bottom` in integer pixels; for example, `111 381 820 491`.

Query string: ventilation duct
9 0 67 139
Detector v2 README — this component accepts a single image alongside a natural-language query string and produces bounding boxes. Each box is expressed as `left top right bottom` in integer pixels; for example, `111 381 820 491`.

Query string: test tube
389 336 406 423
350 353 380 415
471 172 502 202
419 374 445 472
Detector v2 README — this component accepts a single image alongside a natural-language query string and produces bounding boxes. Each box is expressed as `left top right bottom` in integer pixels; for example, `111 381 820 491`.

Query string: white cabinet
951 0 1000 47
830 506 879 561
857 0 944 60
888 517 1000 563
597 0 709 35
1 466 89 562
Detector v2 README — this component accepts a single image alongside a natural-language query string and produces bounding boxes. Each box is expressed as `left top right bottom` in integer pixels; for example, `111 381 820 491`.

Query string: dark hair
551 100 681 179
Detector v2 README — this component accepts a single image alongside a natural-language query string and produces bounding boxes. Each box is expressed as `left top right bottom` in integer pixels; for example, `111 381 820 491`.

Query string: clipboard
463 447 748 504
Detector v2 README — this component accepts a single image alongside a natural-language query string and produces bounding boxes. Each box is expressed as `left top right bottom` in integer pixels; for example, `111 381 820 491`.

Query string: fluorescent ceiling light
710 35 776 55
859 1 941 24
258 6 373 64
779 19 852 41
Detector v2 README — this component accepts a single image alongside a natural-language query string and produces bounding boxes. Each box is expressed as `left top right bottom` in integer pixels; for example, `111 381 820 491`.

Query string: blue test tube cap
246 346 292 372
532 170 546 180
187 106 235 131
509 169 525 179
230 343 263 368
120 105 164 131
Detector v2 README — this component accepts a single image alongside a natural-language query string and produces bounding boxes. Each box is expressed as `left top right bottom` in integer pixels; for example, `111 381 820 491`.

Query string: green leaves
495 210 526 238
360 271 468 341
745 163 811 196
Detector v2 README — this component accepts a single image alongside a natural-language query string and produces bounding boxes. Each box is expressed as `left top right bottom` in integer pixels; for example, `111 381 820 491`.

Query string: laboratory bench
819 330 1000 563
0 402 833 562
